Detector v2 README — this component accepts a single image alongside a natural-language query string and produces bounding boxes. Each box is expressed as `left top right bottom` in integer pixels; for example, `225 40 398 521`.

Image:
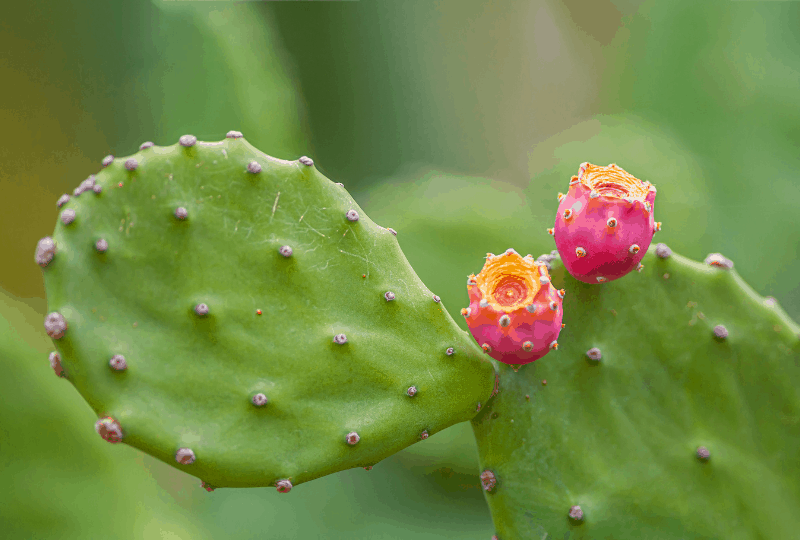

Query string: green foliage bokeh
2 0 798 538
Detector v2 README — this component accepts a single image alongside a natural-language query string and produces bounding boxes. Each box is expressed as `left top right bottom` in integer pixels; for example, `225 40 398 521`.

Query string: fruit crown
472 250 547 313
577 162 655 199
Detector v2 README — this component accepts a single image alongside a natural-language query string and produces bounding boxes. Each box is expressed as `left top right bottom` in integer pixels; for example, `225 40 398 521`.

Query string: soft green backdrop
1 0 798 538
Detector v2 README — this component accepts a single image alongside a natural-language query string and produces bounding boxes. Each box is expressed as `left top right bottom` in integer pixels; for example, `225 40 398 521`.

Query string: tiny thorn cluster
95 417 123 443
49 351 65 377
705 252 733 269
551 163 657 284
276 479 292 493
175 447 196 465
481 469 497 492
569 505 584 522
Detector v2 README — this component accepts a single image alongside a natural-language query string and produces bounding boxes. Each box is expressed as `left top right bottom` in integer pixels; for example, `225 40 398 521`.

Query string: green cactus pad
39 134 495 490
472 245 800 539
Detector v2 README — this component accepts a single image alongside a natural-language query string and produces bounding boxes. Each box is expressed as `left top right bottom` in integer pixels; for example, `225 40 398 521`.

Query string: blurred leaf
0 289 205 539
598 1 800 318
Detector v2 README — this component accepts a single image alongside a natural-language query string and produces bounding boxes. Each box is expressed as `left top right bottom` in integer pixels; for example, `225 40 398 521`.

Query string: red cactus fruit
462 249 564 365
553 162 658 284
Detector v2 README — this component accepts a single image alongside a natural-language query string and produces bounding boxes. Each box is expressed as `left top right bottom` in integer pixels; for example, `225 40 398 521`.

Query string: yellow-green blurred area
1 0 798 538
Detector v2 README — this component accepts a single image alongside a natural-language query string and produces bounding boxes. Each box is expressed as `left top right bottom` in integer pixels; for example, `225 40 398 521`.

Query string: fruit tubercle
554 162 658 284
462 248 563 365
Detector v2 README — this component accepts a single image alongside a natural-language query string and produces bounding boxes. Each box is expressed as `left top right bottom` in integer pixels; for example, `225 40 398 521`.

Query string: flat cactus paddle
37 133 496 491
472 246 800 539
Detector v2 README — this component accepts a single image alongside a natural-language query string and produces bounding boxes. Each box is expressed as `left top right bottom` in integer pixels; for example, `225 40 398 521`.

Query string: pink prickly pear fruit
552 162 658 284
461 249 564 366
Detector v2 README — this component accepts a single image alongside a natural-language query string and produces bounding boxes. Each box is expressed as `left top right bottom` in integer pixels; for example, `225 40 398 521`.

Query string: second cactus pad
472 246 800 539
37 133 496 491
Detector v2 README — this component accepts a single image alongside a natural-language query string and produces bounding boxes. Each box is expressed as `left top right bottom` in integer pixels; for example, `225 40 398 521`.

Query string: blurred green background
2 0 798 538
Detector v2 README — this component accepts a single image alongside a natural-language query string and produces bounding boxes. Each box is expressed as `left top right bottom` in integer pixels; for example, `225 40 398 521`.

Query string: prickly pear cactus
472 245 800 539
36 133 496 491
550 162 658 284
461 249 564 366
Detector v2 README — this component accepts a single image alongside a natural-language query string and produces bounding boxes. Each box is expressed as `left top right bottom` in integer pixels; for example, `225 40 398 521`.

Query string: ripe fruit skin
553 162 657 284
463 249 563 365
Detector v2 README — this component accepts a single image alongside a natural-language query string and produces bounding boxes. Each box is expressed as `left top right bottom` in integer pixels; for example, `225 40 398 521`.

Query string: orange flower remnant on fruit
578 163 654 199
474 251 545 314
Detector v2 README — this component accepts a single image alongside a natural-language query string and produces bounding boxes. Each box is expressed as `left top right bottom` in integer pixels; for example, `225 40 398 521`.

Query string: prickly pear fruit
37 133 496 491
462 249 563 365
552 162 658 284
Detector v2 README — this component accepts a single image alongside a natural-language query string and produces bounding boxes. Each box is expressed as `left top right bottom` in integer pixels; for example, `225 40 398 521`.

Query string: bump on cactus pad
472 245 800 539
38 133 496 490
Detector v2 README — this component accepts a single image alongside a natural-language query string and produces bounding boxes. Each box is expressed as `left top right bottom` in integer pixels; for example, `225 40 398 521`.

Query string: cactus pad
38 134 496 490
472 245 800 539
